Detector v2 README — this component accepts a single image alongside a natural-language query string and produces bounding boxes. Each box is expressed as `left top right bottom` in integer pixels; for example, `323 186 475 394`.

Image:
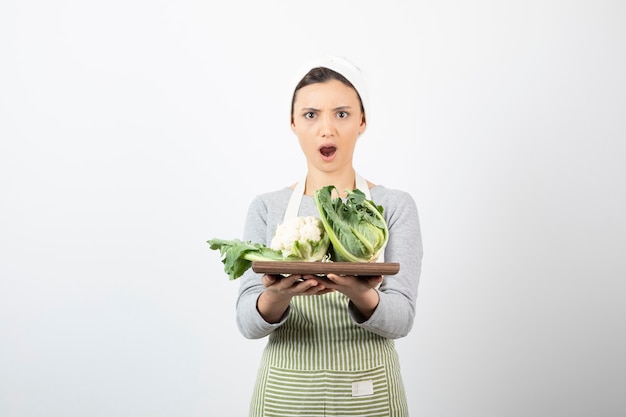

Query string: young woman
236 56 423 417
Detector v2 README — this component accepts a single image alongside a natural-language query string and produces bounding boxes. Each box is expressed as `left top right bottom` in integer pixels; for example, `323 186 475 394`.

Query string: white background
1 1 625 416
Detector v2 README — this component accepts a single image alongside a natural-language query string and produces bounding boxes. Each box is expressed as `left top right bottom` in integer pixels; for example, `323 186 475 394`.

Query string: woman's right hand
262 274 333 296
257 274 334 324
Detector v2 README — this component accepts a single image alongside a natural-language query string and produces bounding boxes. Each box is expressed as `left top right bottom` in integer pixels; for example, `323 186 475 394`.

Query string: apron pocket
263 365 390 417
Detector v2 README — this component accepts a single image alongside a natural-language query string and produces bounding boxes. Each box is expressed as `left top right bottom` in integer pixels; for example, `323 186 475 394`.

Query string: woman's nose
320 113 335 137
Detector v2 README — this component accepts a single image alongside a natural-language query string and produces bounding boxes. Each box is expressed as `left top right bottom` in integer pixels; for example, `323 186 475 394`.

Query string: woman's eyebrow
299 105 353 112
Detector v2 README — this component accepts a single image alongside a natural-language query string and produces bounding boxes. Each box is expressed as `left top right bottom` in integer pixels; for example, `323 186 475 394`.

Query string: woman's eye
337 111 348 119
304 112 315 119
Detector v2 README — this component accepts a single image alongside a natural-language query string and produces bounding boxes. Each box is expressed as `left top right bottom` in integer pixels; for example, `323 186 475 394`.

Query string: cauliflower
270 216 330 261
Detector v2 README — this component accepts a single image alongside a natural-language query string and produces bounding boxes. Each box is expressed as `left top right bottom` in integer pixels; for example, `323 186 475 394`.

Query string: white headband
291 55 369 121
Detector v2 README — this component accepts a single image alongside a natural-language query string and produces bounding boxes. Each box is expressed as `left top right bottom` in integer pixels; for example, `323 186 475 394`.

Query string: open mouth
320 146 337 158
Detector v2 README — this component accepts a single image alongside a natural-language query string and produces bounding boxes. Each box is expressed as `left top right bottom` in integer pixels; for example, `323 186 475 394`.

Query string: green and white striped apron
249 175 409 417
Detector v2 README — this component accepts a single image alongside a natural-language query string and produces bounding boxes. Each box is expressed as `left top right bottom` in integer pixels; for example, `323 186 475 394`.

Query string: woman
236 56 423 417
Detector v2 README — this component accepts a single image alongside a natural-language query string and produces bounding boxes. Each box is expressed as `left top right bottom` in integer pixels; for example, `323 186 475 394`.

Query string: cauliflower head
270 216 330 261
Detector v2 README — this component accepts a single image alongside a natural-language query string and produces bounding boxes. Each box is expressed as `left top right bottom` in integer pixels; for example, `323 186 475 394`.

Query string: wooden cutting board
251 261 400 276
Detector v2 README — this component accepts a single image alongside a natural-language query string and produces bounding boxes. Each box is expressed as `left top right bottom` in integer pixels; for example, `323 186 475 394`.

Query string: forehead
293 79 361 107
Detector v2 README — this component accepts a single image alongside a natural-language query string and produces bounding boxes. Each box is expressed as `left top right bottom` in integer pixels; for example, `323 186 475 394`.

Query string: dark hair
290 67 365 116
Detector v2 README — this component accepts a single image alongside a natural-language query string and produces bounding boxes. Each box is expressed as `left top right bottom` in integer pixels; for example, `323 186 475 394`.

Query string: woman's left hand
312 274 382 319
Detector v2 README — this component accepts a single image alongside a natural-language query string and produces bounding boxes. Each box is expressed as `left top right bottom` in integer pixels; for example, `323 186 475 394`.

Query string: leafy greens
207 238 285 280
208 185 390 280
313 185 389 262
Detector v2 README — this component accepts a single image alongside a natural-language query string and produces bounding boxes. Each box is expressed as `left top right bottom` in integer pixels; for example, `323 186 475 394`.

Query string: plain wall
1 1 625 416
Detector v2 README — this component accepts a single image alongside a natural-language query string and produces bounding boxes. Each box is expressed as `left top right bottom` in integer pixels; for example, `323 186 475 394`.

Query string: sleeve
347 191 423 339
235 195 290 339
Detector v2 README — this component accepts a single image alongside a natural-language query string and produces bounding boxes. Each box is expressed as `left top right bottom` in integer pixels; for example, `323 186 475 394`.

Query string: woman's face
291 79 366 174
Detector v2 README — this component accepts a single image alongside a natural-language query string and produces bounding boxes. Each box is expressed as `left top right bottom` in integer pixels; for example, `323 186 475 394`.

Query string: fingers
266 274 383 290
262 274 278 287
293 276 339 296
324 274 383 289
324 273 350 286
263 274 299 289
263 274 328 294
264 273 383 299
298 277 329 294
368 275 384 288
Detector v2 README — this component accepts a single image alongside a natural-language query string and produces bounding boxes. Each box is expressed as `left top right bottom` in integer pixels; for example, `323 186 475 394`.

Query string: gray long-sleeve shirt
236 185 423 340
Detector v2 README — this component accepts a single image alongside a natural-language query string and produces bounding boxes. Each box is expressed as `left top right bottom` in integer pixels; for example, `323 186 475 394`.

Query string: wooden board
251 261 400 276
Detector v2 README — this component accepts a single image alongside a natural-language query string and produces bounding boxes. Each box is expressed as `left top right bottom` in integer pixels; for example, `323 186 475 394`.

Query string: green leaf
207 238 284 280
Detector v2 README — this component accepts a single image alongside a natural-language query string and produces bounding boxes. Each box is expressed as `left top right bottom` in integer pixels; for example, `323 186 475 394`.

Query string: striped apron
249 175 409 417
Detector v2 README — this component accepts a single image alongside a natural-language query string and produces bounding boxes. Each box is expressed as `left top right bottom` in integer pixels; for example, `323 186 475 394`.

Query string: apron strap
355 173 371 200
284 178 306 221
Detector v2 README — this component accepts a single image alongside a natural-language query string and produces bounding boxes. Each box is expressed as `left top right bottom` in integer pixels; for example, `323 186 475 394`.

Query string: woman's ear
359 113 367 133
291 116 297 132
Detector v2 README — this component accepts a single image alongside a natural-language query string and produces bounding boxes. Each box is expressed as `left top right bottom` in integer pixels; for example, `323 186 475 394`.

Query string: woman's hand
311 274 382 319
262 274 334 295
257 274 333 323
